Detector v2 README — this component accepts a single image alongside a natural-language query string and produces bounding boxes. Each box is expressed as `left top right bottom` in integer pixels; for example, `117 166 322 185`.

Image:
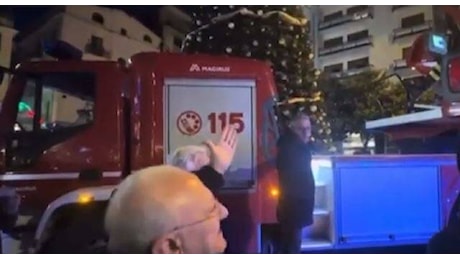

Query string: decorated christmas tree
183 5 332 149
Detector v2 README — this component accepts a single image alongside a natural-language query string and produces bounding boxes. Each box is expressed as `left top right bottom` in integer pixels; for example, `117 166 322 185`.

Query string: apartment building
159 6 192 52
310 5 436 80
14 6 161 63
0 11 17 101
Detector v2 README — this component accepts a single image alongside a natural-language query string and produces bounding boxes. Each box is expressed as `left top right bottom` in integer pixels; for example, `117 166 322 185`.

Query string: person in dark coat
276 112 315 254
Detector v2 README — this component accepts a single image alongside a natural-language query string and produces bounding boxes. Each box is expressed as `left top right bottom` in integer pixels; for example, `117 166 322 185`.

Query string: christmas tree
183 6 332 149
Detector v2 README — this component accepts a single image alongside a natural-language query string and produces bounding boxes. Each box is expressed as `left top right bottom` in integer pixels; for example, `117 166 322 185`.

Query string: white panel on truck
335 164 441 248
164 78 256 189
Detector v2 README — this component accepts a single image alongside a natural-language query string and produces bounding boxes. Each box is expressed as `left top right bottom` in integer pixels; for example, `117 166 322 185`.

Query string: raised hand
204 124 239 174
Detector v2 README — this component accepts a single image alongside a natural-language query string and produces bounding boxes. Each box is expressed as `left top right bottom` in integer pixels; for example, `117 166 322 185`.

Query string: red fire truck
0 48 283 253
1 23 460 253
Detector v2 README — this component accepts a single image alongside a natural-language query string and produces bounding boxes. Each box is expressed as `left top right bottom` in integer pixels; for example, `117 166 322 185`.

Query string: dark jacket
193 166 225 195
276 130 315 228
427 222 460 254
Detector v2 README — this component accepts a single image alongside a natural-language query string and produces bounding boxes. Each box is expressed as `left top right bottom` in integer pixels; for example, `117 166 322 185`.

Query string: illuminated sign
428 33 448 55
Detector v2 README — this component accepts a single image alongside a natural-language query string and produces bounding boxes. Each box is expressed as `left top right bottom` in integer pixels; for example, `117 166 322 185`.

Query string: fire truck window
16 72 95 131
16 81 36 131
449 57 460 92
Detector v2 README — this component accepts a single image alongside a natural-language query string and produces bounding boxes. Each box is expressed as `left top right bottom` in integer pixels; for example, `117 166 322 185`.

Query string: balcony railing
392 20 433 41
84 43 111 58
328 66 373 78
390 61 422 79
391 6 409 12
392 58 408 70
319 36 372 56
319 7 373 30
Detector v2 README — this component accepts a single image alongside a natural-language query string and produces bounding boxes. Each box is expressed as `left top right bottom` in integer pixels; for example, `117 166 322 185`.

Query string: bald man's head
105 165 228 254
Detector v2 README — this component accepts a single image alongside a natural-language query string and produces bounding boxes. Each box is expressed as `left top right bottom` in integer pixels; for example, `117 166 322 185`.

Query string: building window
92 12 104 25
347 30 369 42
401 13 425 28
323 36 343 49
85 35 105 56
143 35 152 43
91 36 103 49
120 28 127 36
348 57 369 70
346 5 368 15
173 37 183 48
402 46 412 59
323 11 343 22
324 63 343 74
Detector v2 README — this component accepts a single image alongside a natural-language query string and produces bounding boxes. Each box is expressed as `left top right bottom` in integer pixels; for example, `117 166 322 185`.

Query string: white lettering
189 64 231 73
189 64 201 72
15 186 37 192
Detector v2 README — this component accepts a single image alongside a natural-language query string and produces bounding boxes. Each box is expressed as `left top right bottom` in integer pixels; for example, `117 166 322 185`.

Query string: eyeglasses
148 198 222 250
170 198 221 232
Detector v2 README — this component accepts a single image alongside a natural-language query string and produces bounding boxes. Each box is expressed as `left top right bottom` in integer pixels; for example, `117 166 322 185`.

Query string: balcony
391 6 409 12
319 8 373 30
319 36 372 57
392 58 408 70
392 20 433 41
84 43 111 59
328 66 372 78
390 60 421 79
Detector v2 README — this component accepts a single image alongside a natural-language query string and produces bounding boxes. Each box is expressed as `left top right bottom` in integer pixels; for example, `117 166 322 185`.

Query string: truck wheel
39 208 107 254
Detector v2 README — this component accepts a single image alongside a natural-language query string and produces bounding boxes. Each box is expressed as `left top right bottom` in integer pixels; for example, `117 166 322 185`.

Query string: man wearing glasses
105 165 229 254
276 111 315 254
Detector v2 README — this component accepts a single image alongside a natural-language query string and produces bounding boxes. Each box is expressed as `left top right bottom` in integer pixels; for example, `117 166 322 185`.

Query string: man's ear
151 235 182 254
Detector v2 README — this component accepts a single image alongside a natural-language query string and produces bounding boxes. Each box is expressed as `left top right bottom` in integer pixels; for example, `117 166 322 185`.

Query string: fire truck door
164 78 256 190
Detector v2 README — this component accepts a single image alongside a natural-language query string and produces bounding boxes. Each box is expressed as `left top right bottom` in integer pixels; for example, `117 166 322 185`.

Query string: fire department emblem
176 110 202 136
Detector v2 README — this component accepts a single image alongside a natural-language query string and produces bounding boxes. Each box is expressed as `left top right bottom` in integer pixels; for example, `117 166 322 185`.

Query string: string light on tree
184 6 332 149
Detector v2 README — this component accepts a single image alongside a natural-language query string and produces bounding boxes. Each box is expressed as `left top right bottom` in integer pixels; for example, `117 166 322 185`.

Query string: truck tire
38 206 107 254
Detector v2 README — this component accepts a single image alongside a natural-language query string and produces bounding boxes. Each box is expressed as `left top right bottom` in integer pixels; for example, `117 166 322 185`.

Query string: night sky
8 5 191 35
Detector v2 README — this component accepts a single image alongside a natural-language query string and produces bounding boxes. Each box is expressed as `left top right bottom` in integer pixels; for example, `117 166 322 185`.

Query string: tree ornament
253 40 259 46
228 22 235 29
279 38 286 46
226 47 232 53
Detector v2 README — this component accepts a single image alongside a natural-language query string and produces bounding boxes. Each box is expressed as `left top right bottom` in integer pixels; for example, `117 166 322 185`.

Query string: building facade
0 12 17 101
158 6 192 52
14 6 161 63
310 5 436 79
